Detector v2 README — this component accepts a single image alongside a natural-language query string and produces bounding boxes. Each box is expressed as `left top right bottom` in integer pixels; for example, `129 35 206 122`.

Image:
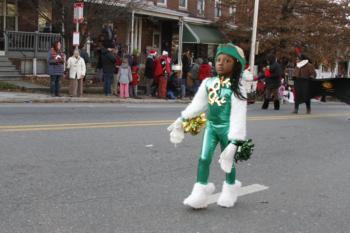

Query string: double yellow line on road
0 113 348 133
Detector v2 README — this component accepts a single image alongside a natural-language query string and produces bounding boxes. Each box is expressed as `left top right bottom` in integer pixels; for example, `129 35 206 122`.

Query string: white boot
217 180 242 208
183 182 215 209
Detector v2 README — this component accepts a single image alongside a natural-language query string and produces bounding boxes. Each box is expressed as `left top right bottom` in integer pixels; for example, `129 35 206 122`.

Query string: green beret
216 43 246 73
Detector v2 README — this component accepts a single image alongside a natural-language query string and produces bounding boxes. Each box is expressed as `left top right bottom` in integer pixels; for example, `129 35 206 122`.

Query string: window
229 5 236 23
38 0 52 32
197 0 205 16
214 0 221 18
6 0 17 31
158 0 166 6
179 0 187 9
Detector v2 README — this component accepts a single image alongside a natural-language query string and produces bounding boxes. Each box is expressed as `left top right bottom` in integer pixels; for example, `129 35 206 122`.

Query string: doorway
0 0 18 55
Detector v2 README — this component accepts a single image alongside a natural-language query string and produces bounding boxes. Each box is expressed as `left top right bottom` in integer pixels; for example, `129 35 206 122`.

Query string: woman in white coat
67 49 86 97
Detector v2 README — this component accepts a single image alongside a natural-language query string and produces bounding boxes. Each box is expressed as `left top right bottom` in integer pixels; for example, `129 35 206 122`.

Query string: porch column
178 17 184 67
86 35 91 57
138 17 142 54
134 16 138 54
33 31 39 76
334 60 338 77
130 10 135 54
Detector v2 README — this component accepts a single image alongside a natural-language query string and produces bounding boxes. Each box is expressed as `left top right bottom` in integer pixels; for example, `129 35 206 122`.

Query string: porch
1 31 62 75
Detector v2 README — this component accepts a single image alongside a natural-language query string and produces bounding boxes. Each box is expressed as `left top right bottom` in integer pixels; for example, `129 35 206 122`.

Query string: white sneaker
183 182 215 209
217 180 242 208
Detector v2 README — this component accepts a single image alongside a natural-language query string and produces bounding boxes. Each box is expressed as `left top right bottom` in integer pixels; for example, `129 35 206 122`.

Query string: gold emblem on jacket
208 77 231 106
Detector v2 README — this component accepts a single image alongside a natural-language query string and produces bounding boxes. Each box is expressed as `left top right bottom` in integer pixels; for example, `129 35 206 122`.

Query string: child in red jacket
130 60 139 97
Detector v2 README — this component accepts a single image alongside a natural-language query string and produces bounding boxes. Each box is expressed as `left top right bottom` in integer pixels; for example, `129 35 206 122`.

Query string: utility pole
249 0 260 75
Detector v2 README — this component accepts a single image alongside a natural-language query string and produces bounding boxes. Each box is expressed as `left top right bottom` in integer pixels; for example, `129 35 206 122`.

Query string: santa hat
162 50 168 56
216 43 246 73
148 50 157 56
295 47 301 55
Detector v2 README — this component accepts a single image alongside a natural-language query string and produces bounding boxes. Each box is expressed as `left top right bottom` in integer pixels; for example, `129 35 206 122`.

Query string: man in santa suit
154 51 171 98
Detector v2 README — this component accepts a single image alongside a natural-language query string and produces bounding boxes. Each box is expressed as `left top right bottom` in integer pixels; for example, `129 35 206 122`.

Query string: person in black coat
262 54 282 110
145 50 156 96
100 47 116 96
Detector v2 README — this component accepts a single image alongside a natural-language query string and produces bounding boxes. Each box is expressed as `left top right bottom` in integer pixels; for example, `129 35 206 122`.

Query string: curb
0 97 192 104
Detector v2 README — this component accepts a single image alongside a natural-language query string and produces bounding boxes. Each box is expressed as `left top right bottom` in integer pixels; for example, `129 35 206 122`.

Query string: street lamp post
249 0 260 75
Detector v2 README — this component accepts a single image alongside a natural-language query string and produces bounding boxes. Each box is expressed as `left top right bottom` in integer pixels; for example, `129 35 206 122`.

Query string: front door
0 0 18 55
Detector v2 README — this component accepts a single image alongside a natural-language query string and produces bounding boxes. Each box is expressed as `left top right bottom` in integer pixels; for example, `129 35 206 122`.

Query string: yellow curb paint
0 112 348 133
0 122 171 132
0 120 172 129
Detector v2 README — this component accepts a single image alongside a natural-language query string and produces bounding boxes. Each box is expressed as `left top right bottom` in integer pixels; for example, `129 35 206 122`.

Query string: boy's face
215 54 235 76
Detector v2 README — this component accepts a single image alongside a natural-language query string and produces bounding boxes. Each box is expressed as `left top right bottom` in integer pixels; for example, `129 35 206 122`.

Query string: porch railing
4 31 62 54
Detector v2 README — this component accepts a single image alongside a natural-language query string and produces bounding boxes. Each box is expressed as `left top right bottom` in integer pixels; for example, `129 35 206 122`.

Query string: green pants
197 121 236 185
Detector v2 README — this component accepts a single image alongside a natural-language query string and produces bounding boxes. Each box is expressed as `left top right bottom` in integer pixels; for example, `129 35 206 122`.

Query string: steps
0 56 22 80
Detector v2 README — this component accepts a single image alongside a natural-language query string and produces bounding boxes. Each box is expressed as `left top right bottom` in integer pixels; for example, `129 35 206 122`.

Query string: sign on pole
73 2 84 23
73 32 80 46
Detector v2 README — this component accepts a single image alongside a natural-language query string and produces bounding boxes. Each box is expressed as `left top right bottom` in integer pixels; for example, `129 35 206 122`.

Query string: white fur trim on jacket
228 85 247 141
181 79 209 119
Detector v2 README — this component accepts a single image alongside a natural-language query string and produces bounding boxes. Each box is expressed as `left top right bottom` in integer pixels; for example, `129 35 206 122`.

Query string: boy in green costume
168 43 248 209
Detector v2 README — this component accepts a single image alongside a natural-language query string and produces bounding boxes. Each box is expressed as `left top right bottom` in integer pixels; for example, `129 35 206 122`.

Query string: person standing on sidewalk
47 40 65 97
198 58 212 84
113 52 122 96
261 54 282 110
181 50 192 98
157 51 171 99
191 58 201 94
67 49 86 97
100 47 116 96
116 58 132 98
292 54 316 114
144 50 156 96
130 60 139 98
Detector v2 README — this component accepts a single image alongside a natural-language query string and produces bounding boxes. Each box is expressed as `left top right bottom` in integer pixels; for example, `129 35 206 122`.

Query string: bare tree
219 0 350 66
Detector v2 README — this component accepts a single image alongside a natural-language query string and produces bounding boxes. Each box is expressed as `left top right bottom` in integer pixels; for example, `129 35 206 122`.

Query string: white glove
167 117 184 145
218 143 237 173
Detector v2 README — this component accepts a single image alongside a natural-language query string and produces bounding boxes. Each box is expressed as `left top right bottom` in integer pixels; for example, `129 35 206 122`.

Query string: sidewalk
0 91 191 104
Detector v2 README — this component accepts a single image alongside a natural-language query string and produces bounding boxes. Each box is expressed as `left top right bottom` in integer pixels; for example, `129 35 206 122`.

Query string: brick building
86 0 232 65
0 0 234 76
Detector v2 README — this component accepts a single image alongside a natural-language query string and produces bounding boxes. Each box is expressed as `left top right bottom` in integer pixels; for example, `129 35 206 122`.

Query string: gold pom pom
182 113 206 135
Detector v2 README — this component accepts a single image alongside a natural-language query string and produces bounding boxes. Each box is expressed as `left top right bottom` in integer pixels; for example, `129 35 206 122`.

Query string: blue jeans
103 73 113 95
50 75 61 96
193 80 201 93
181 79 186 98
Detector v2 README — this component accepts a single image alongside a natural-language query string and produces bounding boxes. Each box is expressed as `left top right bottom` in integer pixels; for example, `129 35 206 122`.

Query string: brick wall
167 0 178 10
205 0 215 20
187 0 198 16
165 0 218 20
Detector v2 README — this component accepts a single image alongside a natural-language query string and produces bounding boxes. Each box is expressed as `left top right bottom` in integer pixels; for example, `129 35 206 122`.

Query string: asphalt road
0 102 349 233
